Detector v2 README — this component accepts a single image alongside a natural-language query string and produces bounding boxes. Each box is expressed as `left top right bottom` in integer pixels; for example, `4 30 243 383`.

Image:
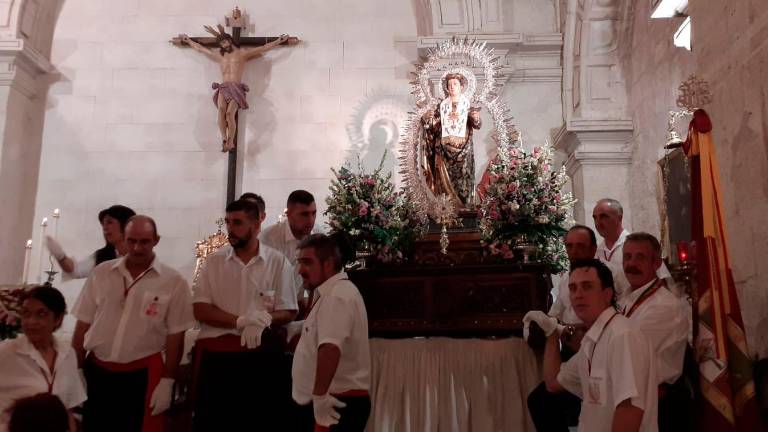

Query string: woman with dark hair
0 286 86 432
45 204 136 279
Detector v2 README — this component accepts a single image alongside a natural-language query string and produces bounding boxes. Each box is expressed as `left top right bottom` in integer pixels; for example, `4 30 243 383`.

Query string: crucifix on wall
171 7 299 202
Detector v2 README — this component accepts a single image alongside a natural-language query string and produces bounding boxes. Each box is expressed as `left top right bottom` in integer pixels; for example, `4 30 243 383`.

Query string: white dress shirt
259 220 303 263
596 229 630 267
549 261 630 324
72 257 195 363
192 243 298 339
620 279 689 384
557 308 658 432
260 220 321 296
0 335 87 431
292 272 370 404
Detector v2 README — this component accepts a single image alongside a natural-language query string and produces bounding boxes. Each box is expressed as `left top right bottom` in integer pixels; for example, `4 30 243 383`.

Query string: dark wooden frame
348 263 552 338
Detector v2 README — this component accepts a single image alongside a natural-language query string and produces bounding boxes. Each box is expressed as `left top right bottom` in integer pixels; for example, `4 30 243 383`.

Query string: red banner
684 109 762 431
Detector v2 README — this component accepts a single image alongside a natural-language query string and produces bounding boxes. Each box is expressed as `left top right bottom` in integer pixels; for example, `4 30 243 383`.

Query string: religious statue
178 25 289 152
421 72 482 208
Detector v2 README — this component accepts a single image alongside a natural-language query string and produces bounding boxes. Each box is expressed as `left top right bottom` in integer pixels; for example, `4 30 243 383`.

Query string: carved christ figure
180 25 289 152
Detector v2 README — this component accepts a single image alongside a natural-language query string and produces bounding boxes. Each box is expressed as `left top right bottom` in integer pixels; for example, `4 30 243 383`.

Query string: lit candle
38 217 48 282
52 208 60 239
22 239 32 284
677 241 689 263
49 209 61 273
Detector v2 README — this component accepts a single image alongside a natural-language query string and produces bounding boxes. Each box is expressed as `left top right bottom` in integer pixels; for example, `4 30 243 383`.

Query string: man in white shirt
71 215 195 432
292 234 371 431
592 199 675 294
191 199 298 431
260 190 319 349
548 225 630 336
531 259 658 432
620 232 690 431
260 190 318 299
592 199 627 267
260 189 317 262
526 225 628 432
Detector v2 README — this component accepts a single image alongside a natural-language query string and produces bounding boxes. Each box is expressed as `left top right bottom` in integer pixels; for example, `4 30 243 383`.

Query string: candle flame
41 217 48 226
26 239 33 248
53 208 60 217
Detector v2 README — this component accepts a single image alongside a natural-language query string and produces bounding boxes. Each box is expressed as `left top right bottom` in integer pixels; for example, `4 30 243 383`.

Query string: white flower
536 215 549 224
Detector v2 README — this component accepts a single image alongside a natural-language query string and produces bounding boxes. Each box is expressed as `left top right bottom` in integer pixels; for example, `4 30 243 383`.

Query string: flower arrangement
478 144 575 272
325 152 426 264
0 284 27 340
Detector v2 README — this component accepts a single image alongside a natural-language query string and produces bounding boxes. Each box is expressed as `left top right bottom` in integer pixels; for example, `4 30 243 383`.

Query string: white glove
149 377 174 415
45 235 67 260
523 310 564 339
236 310 272 330
240 324 267 349
313 393 347 427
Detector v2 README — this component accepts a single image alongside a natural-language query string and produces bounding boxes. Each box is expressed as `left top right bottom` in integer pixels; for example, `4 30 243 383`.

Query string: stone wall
623 0 768 358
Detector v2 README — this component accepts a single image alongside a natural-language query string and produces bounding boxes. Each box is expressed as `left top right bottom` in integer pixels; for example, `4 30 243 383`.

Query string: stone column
0 2 56 283
555 0 634 228
553 119 633 225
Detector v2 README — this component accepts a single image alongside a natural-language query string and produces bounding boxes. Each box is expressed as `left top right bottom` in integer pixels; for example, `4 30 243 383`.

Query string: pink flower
358 200 370 216
489 210 500 220
507 183 517 192
489 174 499 184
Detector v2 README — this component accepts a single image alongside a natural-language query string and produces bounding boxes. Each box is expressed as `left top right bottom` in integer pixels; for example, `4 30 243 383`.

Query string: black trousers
82 357 148 432
294 395 371 432
659 375 694 432
527 381 581 432
192 350 294 432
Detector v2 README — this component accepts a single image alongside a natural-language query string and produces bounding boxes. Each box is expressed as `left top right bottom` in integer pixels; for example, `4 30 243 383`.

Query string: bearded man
191 199 298 431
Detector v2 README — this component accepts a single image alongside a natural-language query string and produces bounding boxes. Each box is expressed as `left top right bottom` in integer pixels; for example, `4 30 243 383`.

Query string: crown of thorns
204 24 233 42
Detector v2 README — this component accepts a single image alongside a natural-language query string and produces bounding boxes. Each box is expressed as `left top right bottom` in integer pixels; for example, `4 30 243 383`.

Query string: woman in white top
46 205 135 279
0 285 86 432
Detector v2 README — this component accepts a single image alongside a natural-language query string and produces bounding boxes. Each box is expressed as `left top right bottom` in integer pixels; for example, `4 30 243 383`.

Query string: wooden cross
171 7 299 204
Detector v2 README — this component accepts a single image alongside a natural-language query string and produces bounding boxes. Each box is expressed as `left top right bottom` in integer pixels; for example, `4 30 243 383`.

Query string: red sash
624 279 663 318
314 390 370 432
91 352 165 432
